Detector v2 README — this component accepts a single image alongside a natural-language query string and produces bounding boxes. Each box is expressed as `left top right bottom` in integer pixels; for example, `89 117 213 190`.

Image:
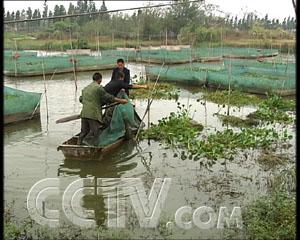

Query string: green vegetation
248 108 293 124
243 191 295 240
201 92 295 124
198 128 291 160
141 104 292 160
141 103 204 144
216 114 259 127
200 90 262 107
130 82 180 100
248 94 295 124
260 94 295 111
4 205 172 240
4 1 295 52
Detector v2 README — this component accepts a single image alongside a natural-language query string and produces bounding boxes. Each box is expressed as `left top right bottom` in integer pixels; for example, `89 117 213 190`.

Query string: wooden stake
165 27 168 46
14 40 18 77
69 30 78 91
42 59 49 132
227 57 232 116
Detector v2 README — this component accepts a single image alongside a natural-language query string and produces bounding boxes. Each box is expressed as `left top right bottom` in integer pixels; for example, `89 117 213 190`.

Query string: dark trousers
78 118 103 145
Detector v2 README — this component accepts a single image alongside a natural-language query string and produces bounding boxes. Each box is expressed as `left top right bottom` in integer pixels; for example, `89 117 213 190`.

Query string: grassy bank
4 32 295 53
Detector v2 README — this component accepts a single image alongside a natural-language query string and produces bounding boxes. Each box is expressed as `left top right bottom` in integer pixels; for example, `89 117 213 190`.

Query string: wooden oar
56 102 120 124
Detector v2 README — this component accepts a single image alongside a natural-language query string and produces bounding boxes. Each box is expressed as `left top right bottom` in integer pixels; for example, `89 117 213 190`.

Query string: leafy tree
234 16 238 28
15 10 20 20
59 5 66 16
88 0 96 12
42 2 48 18
53 4 60 22
100 1 107 12
68 3 76 15
26 7 32 19
53 5 60 16
166 0 200 35
6 11 11 21
11 11 15 21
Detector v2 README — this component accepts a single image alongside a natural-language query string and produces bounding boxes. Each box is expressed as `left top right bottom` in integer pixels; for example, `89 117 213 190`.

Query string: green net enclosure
145 60 295 95
113 47 278 64
4 50 117 77
4 47 279 76
4 86 42 115
145 65 208 85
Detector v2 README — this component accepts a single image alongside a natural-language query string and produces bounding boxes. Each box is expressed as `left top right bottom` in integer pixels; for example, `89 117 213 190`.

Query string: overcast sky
3 0 296 21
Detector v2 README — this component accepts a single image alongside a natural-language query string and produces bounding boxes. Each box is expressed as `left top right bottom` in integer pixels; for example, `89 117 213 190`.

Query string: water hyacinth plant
141 104 292 160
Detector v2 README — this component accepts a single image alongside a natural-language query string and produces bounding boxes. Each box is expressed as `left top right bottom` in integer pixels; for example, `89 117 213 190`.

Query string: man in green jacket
78 72 128 145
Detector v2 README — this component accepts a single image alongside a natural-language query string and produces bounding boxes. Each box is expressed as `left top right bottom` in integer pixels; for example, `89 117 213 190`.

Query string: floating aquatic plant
200 90 262 107
247 94 295 124
141 105 292 160
216 113 259 127
130 82 180 100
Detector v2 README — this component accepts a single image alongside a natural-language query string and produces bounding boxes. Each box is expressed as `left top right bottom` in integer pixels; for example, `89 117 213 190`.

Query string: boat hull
57 135 125 161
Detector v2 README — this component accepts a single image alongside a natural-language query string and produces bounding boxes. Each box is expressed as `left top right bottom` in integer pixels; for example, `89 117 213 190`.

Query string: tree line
4 0 296 44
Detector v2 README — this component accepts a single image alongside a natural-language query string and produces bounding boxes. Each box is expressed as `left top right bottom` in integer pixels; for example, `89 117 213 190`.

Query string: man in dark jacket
105 71 148 97
111 58 130 94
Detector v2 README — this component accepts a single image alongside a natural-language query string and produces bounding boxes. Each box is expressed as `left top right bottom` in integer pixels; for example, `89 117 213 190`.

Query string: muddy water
4 63 295 239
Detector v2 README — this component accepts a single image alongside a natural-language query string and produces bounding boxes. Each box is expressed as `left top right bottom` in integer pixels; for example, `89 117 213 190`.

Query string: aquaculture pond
4 62 295 239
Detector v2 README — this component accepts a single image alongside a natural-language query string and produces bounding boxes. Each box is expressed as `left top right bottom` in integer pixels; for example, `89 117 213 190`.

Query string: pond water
4 63 295 239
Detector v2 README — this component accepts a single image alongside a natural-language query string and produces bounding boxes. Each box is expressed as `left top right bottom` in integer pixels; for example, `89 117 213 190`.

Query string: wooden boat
58 111 144 161
4 86 42 124
57 135 126 161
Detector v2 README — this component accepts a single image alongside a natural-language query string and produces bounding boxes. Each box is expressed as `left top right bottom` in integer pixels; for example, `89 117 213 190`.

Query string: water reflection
4 118 42 145
58 140 138 226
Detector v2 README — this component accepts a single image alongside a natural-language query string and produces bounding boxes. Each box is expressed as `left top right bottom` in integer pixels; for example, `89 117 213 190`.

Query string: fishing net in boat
4 86 42 115
94 91 141 147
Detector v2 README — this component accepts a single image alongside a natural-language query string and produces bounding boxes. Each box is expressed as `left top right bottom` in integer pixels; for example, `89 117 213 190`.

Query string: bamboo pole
13 40 18 77
69 29 78 91
227 57 232 116
41 59 49 132
165 27 168 46
284 46 290 74
97 31 100 59
281 46 290 92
